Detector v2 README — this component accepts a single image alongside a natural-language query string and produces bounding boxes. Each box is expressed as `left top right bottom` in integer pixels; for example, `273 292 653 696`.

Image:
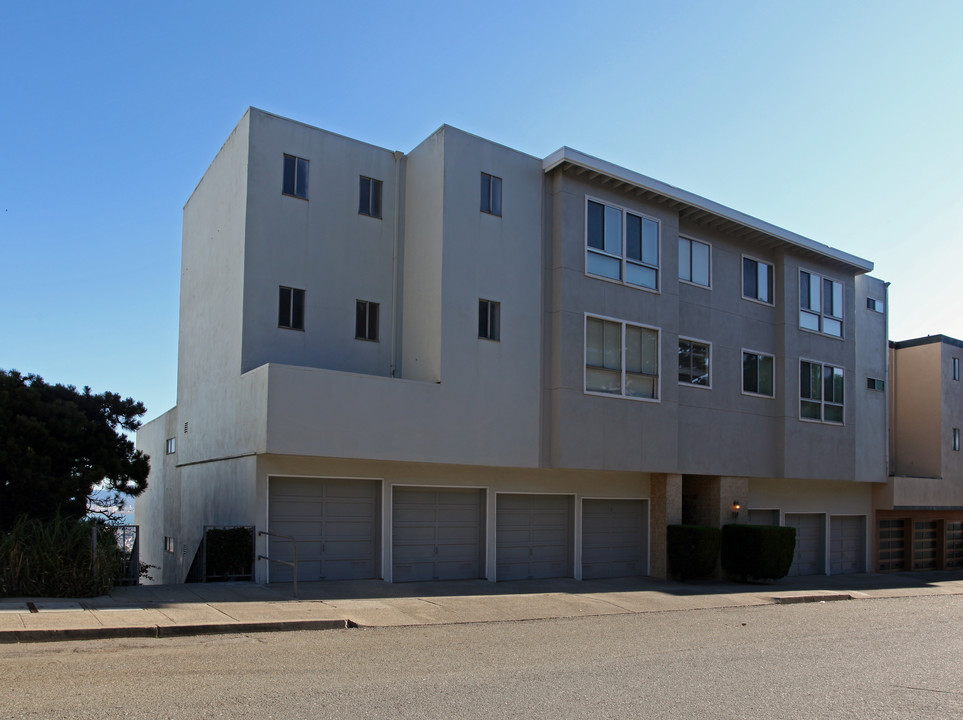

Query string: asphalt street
2 594 961 719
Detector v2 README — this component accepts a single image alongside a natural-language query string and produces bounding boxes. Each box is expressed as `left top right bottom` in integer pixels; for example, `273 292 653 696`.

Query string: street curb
769 593 853 604
0 618 350 644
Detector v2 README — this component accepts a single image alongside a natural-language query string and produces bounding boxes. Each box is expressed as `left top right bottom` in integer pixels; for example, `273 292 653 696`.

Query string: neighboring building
136 108 889 585
874 335 963 571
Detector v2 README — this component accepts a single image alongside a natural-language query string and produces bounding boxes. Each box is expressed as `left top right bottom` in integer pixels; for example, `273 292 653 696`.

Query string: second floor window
359 176 383 218
282 154 309 199
478 299 500 341
743 351 775 397
278 286 305 330
355 300 379 341
678 339 710 387
481 172 502 216
585 315 659 400
800 360 843 423
586 199 659 290
800 270 843 337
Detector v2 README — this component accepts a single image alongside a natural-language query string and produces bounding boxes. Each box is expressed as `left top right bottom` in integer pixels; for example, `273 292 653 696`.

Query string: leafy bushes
667 524 722 580
0 515 128 597
722 524 796 581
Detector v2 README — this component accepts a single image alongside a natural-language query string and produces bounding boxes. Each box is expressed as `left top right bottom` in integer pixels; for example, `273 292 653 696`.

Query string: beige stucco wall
891 342 942 477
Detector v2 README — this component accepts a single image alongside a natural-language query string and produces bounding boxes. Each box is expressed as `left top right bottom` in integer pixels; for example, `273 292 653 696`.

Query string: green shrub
0 514 126 597
204 526 254 581
667 524 722 580
722 524 796 581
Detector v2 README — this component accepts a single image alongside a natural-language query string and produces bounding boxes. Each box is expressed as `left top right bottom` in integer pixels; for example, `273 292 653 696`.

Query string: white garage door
268 477 378 582
785 513 826 576
392 487 484 582
496 494 573 581
582 499 647 579
830 515 866 575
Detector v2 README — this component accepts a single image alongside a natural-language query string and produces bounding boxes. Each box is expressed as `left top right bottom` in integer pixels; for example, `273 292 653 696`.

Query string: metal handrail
258 530 298 599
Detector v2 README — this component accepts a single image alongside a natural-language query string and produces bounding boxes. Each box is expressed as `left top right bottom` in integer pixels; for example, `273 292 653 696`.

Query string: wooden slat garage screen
268 477 378 582
496 494 573 581
830 515 866 574
581 499 647 579
785 513 826 576
392 487 484 582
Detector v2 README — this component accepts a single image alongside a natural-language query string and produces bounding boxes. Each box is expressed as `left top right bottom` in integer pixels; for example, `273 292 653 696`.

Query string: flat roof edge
544 147 874 273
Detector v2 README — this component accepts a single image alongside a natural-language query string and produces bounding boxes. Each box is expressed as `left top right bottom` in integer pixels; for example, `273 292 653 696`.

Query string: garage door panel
830 516 866 574
785 513 826 577
581 499 647 580
496 494 573 581
394 526 436 543
437 526 479 542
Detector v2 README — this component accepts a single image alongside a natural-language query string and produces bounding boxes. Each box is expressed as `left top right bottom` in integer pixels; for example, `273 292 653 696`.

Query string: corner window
800 360 844 424
800 270 843 337
679 237 710 287
866 297 885 313
282 154 309 199
278 286 305 330
678 338 710 387
954 357 960 381
478 299 500 341
355 300 379 341
586 199 659 290
867 377 885 391
165 438 176 455
359 176 383 218
585 315 659 400
481 172 502 216
743 351 775 397
742 257 774 304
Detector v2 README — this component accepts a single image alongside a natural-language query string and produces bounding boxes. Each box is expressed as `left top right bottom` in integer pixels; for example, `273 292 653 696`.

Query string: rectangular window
165 437 176 454
679 237 710 287
586 199 659 290
800 270 843 337
585 315 659 400
867 377 885 391
866 297 885 313
164 536 175 554
742 257 774 304
678 339 710 387
359 176 383 218
278 286 305 330
743 351 775 397
355 300 379 341
800 360 844 423
954 357 960 381
478 299 500 341
481 172 502 216
282 154 309 199
954 428 961 452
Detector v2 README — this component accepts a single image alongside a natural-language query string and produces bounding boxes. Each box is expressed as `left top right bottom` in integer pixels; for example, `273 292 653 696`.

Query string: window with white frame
743 350 775 397
278 286 305 330
282 154 309 199
585 315 659 400
867 377 885 391
742 256 774 304
866 297 885 313
678 338 710 387
800 270 843 337
355 300 379 341
478 299 500 341
481 172 502 216
359 176 383 218
679 237 710 287
800 360 844 423
586 199 659 290
165 437 176 454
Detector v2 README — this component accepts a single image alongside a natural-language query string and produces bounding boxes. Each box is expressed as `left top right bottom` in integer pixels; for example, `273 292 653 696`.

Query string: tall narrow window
481 172 502 216
742 257 773 304
678 339 710 387
585 315 659 400
165 438 176 454
800 360 843 423
954 357 960 381
282 154 309 199
359 176 383 218
586 199 659 290
679 237 710 287
278 286 305 330
478 299 500 341
355 300 379 341
954 428 961 452
743 351 774 397
800 270 843 337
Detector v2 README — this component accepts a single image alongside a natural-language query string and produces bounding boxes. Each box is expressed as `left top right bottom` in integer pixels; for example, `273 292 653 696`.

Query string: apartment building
135 108 888 584
875 335 963 571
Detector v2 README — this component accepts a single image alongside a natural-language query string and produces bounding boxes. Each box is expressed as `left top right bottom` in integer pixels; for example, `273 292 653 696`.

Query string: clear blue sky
2 1 961 424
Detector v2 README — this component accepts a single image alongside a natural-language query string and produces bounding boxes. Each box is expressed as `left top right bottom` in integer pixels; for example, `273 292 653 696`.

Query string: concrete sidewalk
2 571 963 644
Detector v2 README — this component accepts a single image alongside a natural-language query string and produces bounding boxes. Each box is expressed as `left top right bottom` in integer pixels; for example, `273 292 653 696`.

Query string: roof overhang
543 147 873 274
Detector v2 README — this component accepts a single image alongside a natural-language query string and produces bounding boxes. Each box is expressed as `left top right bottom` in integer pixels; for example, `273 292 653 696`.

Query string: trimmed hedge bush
667 524 722 580
722 524 796 581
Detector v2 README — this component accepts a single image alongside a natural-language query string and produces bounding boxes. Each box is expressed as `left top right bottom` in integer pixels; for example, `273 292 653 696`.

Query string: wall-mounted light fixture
732 501 742 519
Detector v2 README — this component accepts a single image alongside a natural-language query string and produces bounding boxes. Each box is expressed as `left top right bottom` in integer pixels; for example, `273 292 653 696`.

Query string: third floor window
586 199 659 291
